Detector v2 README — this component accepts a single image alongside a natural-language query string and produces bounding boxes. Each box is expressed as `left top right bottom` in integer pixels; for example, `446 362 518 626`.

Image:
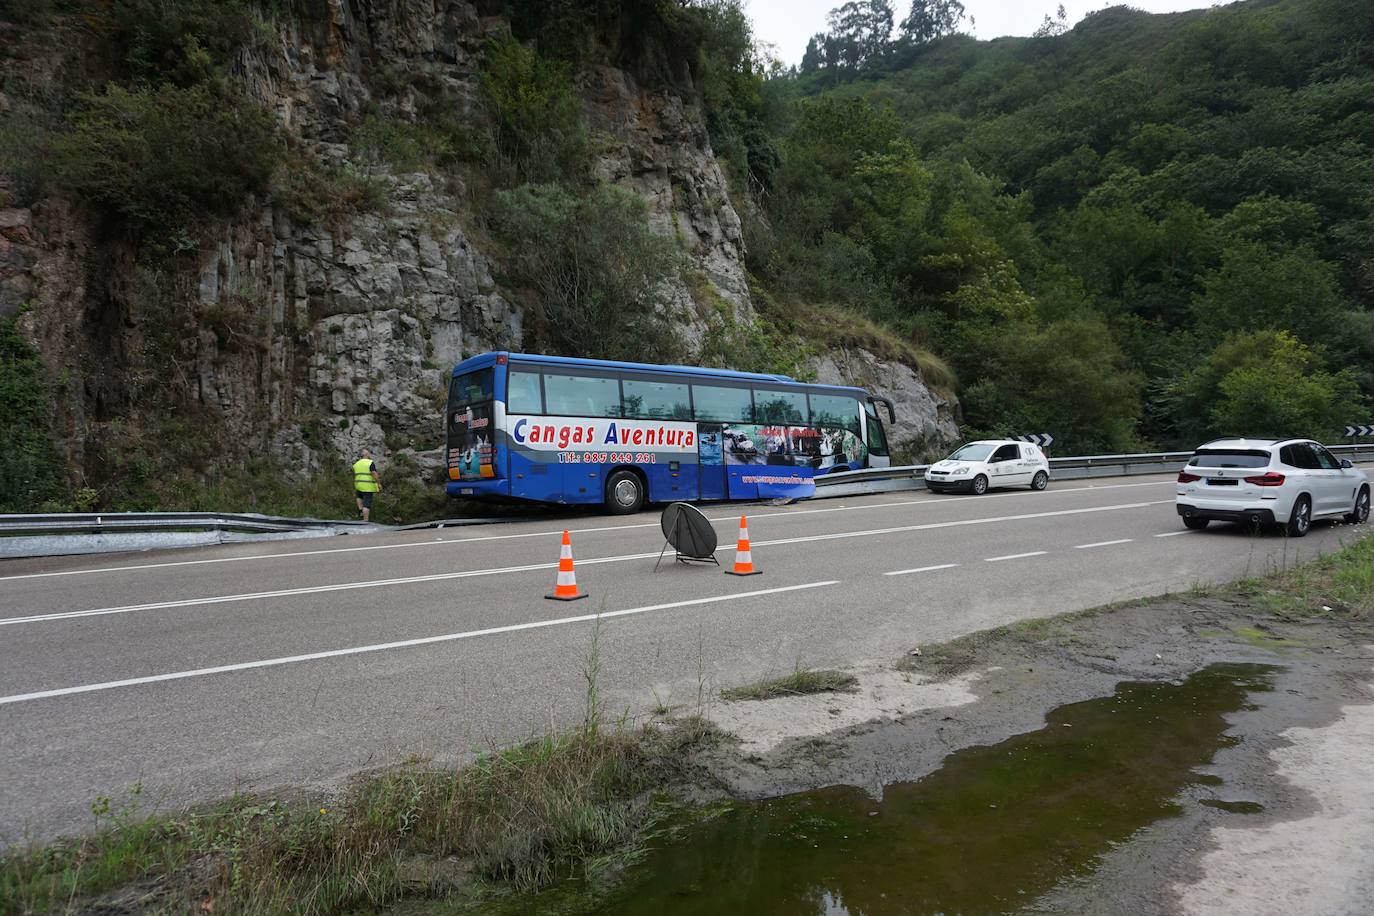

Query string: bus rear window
449 369 493 409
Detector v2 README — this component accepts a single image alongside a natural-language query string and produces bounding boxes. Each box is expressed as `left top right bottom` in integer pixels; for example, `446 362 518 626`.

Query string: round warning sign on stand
655 502 719 569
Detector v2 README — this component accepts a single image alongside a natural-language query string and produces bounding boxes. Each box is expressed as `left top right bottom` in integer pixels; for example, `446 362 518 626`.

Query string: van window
991 444 1019 462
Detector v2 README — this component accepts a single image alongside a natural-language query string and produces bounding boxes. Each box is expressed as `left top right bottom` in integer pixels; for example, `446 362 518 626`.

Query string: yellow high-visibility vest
353 458 379 492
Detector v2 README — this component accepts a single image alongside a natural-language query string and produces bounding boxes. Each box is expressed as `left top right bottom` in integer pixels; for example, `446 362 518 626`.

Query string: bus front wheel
605 470 645 515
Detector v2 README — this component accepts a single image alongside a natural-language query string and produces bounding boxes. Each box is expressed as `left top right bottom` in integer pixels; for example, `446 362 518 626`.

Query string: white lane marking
884 563 960 576
0 480 1175 583
1074 539 1134 549
1155 531 1193 538
0 581 840 706
752 501 1170 550
2 500 1171 627
985 551 1048 562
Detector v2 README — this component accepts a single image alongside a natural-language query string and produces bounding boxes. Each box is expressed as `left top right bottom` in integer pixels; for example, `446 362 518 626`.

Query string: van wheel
605 470 645 515
1031 471 1048 491
1285 496 1311 538
970 474 989 495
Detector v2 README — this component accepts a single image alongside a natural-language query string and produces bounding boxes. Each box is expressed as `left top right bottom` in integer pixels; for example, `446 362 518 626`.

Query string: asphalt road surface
2 472 1367 844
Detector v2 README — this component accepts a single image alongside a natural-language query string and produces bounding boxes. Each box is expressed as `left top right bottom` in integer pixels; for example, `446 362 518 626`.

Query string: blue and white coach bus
445 352 896 514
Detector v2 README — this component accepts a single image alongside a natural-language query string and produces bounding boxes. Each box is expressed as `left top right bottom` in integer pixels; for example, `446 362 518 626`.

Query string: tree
1207 332 1364 439
1033 5 1069 38
825 0 895 67
492 183 684 362
899 0 967 43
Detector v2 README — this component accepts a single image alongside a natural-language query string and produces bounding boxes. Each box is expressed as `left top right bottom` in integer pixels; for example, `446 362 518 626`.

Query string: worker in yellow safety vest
353 448 382 521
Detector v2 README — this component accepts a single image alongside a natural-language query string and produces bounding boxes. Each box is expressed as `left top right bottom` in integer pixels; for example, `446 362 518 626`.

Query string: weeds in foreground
0 721 715 914
719 667 859 702
1 619 718 914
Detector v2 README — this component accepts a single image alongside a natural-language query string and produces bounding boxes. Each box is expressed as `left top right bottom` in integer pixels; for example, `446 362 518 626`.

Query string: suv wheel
1286 495 1312 538
1183 516 1209 530
1347 486 1370 525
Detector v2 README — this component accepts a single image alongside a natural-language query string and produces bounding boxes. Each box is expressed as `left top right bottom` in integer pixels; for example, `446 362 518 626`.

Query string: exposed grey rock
812 349 960 461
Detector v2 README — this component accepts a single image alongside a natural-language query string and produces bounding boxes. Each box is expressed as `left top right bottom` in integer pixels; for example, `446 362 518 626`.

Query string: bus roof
451 351 873 397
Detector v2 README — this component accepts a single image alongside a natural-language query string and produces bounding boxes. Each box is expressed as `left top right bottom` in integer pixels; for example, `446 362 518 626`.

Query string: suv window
1189 449 1271 469
991 444 1019 462
1281 444 1320 470
1313 445 1341 470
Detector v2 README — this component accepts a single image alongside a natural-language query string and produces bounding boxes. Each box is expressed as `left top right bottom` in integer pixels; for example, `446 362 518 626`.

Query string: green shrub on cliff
0 313 60 512
48 82 279 238
492 182 682 362
480 35 588 185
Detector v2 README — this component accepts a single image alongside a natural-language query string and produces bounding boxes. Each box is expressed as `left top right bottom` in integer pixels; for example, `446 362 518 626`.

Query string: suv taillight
1244 472 1286 487
1177 471 1201 483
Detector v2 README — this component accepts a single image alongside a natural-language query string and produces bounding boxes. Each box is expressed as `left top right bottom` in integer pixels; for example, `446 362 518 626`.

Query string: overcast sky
746 0 1218 64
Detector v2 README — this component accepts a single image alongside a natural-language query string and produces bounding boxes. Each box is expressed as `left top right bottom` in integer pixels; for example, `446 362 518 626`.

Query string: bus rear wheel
605 470 645 515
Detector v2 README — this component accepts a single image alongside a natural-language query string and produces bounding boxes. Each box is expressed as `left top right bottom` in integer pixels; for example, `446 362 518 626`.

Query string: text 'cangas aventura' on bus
510 417 696 451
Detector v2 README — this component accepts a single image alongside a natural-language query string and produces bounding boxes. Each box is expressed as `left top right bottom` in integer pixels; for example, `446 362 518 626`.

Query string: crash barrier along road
3 463 1372 844
3 444 1371 558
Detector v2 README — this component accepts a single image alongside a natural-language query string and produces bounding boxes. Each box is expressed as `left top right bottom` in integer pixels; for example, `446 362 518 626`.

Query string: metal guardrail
814 443 1374 497
3 445 1371 549
0 511 374 537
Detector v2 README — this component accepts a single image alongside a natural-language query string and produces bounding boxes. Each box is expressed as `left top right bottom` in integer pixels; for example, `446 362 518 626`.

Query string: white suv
1175 438 1370 537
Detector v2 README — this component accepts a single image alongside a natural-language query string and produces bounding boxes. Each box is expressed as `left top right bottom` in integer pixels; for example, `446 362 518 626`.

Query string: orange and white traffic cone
545 530 588 601
725 515 762 577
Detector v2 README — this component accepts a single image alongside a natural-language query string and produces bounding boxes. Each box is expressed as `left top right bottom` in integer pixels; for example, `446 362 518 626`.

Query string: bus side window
507 369 543 414
544 373 622 418
754 388 807 425
622 377 691 420
691 384 754 423
810 393 861 435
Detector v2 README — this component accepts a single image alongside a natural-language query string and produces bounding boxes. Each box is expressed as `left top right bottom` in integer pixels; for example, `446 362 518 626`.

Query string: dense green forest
725 0 1374 452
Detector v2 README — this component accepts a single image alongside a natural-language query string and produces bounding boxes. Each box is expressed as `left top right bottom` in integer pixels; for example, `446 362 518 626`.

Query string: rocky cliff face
0 1 956 500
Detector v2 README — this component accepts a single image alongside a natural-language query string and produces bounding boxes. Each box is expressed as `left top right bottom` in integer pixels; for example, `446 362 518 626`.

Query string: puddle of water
1199 798 1265 814
586 663 1278 916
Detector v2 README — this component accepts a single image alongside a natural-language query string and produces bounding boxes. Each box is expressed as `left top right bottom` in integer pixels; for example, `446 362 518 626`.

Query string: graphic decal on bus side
508 416 698 464
722 425 866 471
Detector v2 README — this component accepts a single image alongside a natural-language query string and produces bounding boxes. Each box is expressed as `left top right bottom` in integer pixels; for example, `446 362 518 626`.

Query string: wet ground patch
585 663 1278 915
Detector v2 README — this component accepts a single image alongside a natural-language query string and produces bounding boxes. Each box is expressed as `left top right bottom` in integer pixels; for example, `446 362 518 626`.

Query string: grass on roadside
901 528 1374 679
719 668 859 702
0 719 717 915
1234 528 1374 619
